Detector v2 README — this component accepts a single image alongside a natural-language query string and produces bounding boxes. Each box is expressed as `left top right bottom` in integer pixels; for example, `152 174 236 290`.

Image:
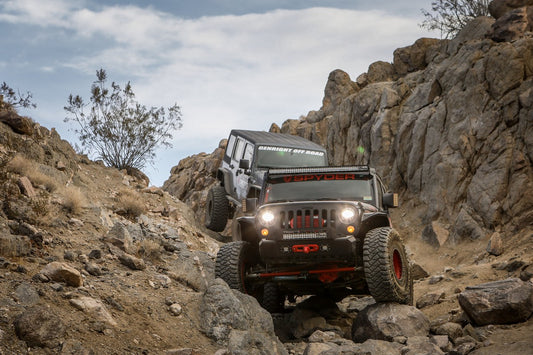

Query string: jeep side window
226 135 236 158
243 143 254 163
233 138 246 161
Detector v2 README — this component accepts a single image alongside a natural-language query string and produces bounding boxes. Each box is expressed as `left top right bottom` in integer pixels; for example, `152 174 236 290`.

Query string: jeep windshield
256 146 326 168
264 173 375 204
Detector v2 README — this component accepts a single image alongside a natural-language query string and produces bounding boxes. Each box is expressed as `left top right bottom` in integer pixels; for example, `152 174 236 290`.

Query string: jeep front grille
279 208 336 230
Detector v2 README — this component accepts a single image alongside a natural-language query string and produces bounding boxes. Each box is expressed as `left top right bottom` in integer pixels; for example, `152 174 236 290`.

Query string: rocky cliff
270 15 532 247
1 1 533 354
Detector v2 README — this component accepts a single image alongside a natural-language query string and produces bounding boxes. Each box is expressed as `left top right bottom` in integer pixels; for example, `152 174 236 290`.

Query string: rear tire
363 227 412 304
205 185 229 232
215 241 254 293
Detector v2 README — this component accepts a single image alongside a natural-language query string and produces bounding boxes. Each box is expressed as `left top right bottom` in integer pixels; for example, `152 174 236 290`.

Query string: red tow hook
292 244 319 254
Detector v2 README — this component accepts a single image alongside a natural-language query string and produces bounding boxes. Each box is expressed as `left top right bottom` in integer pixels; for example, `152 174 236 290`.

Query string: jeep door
231 136 254 200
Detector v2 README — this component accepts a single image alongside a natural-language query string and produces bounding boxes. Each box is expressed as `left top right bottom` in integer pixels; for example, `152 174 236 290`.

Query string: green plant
420 0 490 38
64 69 183 171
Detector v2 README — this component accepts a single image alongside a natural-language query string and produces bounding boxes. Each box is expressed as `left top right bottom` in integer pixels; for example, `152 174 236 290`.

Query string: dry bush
30 191 50 216
62 186 85 214
116 190 146 219
6 154 32 175
0 235 32 257
29 171 58 192
6 155 58 192
136 239 162 261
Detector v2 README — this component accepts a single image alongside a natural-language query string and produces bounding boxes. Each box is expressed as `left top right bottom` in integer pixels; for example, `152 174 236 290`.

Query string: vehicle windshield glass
265 174 374 204
256 146 326 168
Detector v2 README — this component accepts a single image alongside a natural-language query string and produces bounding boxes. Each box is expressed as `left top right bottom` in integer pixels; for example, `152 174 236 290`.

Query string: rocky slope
160 1 533 354
1 1 532 354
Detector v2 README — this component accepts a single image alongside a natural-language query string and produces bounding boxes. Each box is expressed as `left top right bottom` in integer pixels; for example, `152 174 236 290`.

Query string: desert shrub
30 192 50 216
29 171 58 192
6 155 58 192
115 190 145 219
64 69 182 171
136 239 162 261
420 0 490 38
6 154 32 175
1 82 36 109
62 186 85 214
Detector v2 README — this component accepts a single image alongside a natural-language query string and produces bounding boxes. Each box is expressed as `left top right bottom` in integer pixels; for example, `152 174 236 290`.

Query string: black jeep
205 130 328 232
215 166 413 312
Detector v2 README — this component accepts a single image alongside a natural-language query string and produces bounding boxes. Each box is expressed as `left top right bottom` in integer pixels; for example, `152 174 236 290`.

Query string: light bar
283 232 328 240
268 166 370 176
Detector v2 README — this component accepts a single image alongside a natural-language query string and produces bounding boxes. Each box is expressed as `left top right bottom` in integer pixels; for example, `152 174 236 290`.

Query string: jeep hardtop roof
230 129 327 151
266 165 374 177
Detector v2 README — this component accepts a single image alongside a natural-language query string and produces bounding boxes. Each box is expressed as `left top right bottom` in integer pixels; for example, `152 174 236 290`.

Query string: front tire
215 241 254 293
363 227 412 304
205 185 229 232
262 282 284 313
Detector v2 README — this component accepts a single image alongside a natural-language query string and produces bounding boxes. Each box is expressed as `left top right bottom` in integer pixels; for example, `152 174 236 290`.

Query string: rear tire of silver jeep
363 227 412 304
205 185 229 232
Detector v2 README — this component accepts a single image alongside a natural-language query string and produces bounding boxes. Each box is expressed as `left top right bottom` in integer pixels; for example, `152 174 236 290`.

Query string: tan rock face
162 140 226 221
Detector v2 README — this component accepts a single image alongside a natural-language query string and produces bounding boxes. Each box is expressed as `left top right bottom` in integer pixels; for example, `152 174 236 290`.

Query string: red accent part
258 266 355 278
318 271 338 283
292 244 319 254
289 215 324 228
393 249 403 279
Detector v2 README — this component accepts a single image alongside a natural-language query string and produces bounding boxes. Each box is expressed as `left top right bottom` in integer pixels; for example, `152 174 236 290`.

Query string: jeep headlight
258 210 275 226
339 208 357 224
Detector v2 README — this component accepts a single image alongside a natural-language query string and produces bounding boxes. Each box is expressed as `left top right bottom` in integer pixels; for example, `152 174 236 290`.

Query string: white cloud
0 1 435 185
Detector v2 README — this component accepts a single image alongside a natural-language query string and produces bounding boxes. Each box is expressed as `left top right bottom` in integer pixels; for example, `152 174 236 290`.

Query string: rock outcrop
272 12 533 246
162 139 226 222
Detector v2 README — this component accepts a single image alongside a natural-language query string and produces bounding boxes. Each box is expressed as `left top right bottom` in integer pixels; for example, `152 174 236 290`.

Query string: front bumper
259 235 358 265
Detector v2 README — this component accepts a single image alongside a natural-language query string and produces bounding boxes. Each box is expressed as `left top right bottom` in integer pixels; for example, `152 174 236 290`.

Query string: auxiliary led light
347 225 355 234
261 228 269 237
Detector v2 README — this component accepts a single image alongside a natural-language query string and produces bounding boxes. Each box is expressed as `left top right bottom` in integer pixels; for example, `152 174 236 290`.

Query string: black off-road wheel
215 241 255 293
205 185 229 232
261 282 284 313
363 227 412 304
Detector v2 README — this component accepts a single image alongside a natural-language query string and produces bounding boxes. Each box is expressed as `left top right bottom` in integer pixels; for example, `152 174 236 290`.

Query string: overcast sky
0 0 436 186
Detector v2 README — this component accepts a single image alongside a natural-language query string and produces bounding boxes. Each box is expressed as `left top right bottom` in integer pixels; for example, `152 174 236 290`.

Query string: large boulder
351 303 430 343
393 38 441 76
14 306 66 349
458 278 533 325
490 6 533 41
489 0 533 19
200 278 287 354
39 261 83 287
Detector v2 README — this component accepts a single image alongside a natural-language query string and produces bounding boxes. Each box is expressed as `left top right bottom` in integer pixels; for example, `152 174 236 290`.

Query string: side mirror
243 198 257 214
239 159 250 170
383 193 399 208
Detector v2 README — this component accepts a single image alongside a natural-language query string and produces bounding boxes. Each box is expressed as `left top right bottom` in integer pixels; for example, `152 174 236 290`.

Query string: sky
0 0 436 186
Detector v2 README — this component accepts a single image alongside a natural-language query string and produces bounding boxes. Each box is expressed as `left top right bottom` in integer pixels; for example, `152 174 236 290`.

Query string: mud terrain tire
205 185 229 232
363 227 411 304
262 282 284 313
215 241 254 293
